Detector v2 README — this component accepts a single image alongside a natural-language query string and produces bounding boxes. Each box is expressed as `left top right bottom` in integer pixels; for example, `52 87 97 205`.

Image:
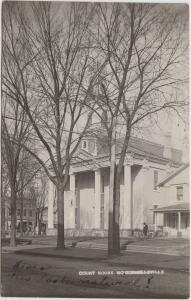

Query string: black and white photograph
1 1 189 298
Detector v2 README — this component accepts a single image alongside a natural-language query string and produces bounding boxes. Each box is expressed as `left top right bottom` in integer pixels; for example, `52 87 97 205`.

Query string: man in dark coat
143 222 148 237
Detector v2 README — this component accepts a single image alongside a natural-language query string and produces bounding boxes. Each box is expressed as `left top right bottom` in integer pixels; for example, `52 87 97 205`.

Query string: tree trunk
10 187 17 247
38 212 43 235
113 172 120 254
1 210 6 237
38 224 41 235
113 132 131 254
34 212 37 236
108 160 115 255
108 124 116 255
19 170 24 237
1 190 6 238
37 213 41 235
56 180 65 249
20 192 24 237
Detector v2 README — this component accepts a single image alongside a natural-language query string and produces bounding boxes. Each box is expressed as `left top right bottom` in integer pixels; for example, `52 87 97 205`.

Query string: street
1 244 189 299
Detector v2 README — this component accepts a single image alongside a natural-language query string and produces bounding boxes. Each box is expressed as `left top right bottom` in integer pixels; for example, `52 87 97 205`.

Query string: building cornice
70 148 181 174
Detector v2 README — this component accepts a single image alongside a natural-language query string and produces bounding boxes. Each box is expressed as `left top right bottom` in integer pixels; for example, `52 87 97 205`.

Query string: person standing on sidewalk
143 222 148 237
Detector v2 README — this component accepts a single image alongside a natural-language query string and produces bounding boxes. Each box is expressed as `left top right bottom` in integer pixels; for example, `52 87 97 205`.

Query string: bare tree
2 2 104 248
91 3 188 254
1 93 32 246
16 150 40 237
2 116 42 241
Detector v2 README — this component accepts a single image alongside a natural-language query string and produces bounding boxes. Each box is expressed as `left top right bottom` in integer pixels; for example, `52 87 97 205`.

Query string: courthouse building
47 125 185 237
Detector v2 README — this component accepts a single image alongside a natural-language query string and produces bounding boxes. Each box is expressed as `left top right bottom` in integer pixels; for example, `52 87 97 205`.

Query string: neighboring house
3 198 48 236
3 197 36 235
152 164 189 238
47 125 183 237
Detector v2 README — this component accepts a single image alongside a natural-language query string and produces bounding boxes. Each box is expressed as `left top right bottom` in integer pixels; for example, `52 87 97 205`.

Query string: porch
47 164 134 233
152 203 190 238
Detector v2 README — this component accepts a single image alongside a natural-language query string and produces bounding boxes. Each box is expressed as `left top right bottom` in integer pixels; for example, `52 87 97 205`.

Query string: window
154 170 158 190
23 209 26 217
164 213 177 228
75 207 78 226
29 210 33 217
17 209 20 217
101 175 104 193
82 140 87 150
9 208 11 216
177 186 183 201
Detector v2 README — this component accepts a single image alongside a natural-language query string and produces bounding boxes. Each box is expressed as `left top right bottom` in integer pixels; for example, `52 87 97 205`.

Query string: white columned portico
122 155 133 230
48 179 55 233
70 173 76 228
94 169 101 229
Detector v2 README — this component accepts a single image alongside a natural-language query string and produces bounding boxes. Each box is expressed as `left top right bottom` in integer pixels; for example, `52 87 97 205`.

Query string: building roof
49 131 182 172
152 203 189 212
115 136 181 163
157 163 189 187
80 132 182 165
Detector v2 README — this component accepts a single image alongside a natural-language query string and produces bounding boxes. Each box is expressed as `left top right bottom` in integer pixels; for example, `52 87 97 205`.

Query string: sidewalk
2 236 189 258
11 246 189 272
76 239 189 256
1 241 72 253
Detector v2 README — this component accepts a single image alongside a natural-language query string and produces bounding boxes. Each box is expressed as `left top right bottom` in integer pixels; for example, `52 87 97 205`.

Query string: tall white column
139 162 150 227
94 169 101 229
123 164 132 229
70 173 76 228
48 179 55 230
178 211 181 233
